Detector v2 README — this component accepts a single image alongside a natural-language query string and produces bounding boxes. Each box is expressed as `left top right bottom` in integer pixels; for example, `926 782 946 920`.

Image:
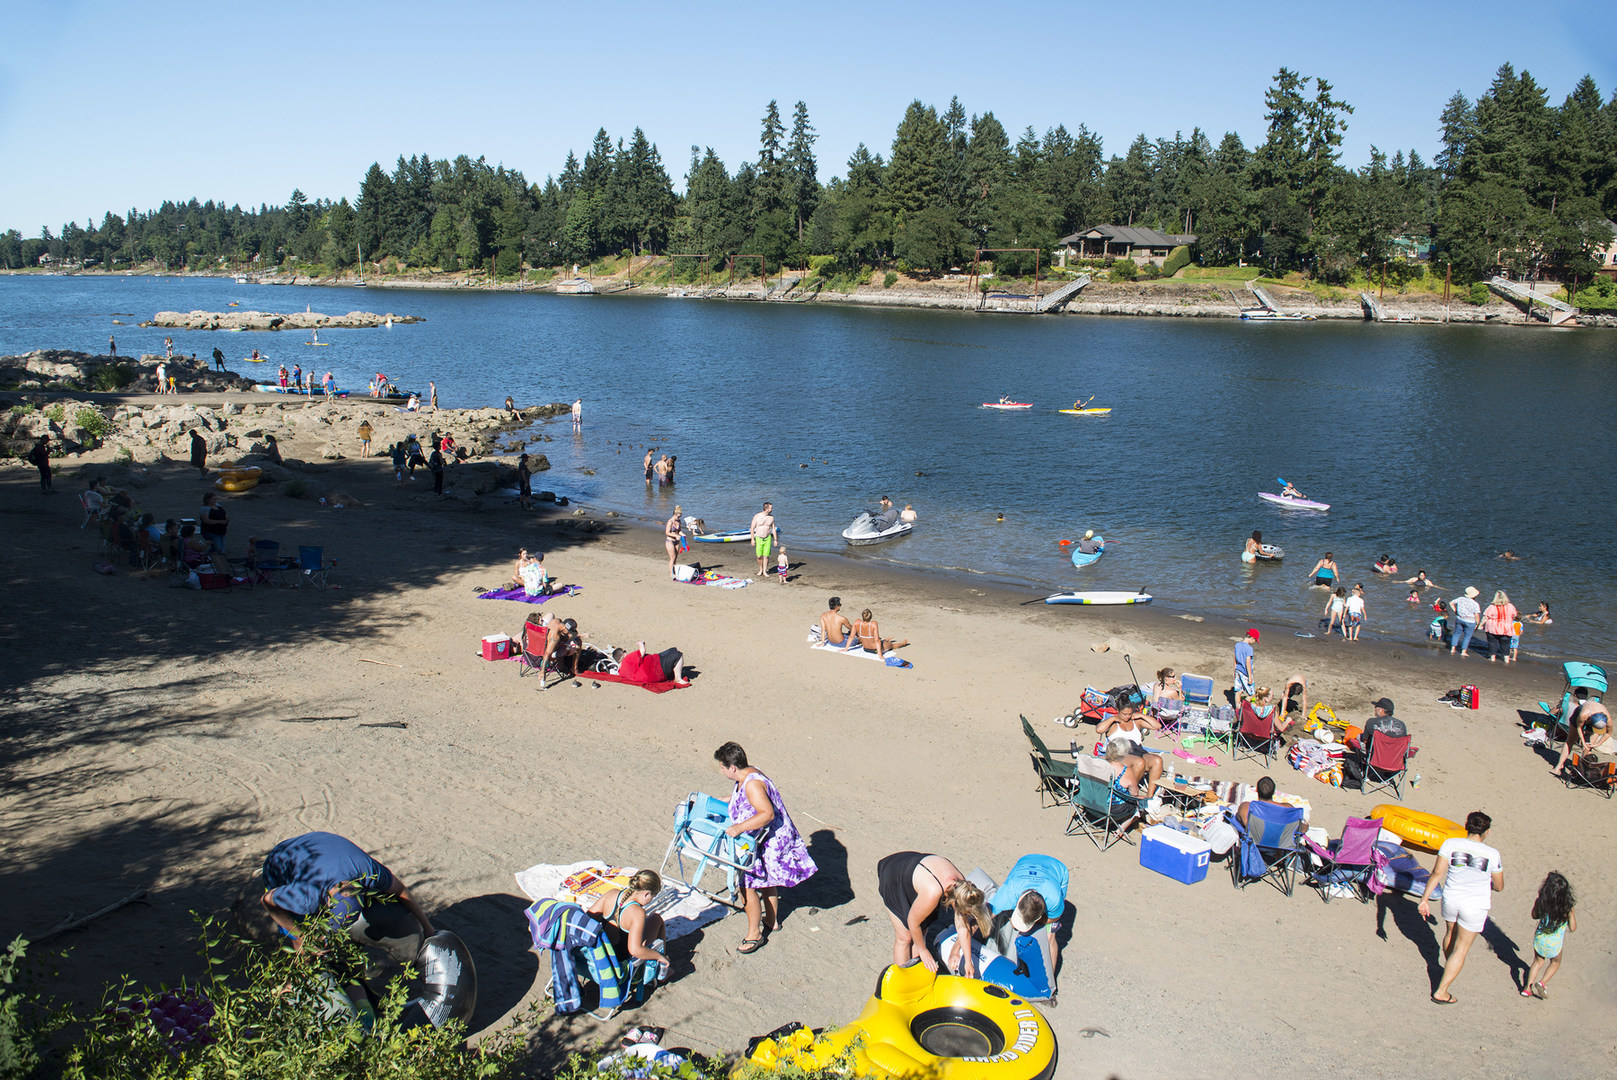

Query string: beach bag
1458 684 1480 710
672 564 696 583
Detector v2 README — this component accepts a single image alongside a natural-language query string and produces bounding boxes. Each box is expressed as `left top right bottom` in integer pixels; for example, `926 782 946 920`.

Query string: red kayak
982 401 1033 409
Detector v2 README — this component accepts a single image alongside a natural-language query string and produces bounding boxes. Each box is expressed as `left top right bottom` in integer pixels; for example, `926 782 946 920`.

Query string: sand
0 392 1609 1078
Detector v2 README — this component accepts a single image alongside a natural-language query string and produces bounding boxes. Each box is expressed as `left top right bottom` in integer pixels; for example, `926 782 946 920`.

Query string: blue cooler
1139 825 1212 884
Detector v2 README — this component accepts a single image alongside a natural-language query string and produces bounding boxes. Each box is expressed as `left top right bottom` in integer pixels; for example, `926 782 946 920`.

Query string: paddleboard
693 531 752 543
306 342 332 346
1070 534 1105 568
982 402 1033 409
1043 591 1152 606
1058 408 1113 415
242 356 267 362
1258 492 1330 511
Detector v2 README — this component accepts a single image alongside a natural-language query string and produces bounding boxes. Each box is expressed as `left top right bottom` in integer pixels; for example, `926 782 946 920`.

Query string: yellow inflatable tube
1372 805 1464 853
747 962 1057 1080
215 475 260 493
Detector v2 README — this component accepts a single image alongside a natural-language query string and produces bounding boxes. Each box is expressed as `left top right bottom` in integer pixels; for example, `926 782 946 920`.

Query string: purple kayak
1258 492 1331 511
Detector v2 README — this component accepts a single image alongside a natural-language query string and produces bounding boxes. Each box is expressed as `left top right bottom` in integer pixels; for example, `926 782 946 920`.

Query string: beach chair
517 621 557 680
1559 752 1616 798
1229 802 1306 896
1361 734 1412 801
1302 816 1383 903
79 490 105 529
1065 756 1142 850
658 792 759 909
292 545 336 590
1231 702 1283 767
1021 715 1078 808
1180 674 1214 710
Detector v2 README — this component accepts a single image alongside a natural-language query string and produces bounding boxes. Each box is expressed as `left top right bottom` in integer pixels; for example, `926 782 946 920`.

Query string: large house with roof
1056 224 1196 268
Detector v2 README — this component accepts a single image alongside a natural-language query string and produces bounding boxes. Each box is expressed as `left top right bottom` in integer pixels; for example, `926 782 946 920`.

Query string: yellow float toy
215 474 260 493
746 961 1057 1080
1372 805 1464 853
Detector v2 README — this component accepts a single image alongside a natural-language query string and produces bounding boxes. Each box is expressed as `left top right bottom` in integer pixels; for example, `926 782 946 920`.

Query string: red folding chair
1362 734 1413 800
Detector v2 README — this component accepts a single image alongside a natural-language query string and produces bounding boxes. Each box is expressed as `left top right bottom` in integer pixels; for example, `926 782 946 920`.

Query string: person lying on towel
614 643 689 686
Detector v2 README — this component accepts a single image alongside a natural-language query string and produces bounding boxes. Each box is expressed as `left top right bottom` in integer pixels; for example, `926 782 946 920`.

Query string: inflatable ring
216 466 263 480
749 962 1057 1080
1372 804 1464 853
215 475 259 492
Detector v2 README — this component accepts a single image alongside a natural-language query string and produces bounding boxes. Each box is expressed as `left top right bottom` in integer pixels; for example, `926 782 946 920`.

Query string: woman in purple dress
717 741 817 954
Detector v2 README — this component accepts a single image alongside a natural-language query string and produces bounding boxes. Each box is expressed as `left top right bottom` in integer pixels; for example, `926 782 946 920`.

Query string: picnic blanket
589 670 688 694
806 625 912 667
477 584 580 604
514 860 727 942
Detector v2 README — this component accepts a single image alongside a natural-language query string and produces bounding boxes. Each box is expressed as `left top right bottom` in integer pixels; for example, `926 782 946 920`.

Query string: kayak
1259 492 1331 511
982 402 1033 410
1058 408 1113 415
1044 591 1152 606
1070 534 1105 568
693 530 752 544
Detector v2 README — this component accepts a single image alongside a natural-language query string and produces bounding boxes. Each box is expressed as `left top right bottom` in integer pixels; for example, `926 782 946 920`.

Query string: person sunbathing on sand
852 608 908 655
819 597 853 646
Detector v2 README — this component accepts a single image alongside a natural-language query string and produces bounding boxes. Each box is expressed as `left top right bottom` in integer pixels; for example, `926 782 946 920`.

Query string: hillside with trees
4 65 1613 287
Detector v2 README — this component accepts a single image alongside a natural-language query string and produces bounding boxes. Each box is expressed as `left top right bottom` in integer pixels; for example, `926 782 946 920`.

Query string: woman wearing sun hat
1450 586 1481 657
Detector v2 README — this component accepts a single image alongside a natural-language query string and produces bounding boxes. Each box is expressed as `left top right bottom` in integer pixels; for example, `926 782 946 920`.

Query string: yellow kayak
1059 407 1112 415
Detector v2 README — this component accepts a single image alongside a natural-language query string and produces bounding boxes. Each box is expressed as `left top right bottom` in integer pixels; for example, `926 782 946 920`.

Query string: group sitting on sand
817 596 908 655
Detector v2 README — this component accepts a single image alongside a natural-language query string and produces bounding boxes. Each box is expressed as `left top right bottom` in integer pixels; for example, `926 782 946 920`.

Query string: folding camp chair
1180 674 1214 710
1229 802 1306 896
292 545 336 589
1232 701 1283 767
1302 816 1383 903
1560 752 1616 798
1064 755 1142 850
658 791 760 908
79 490 105 529
1361 734 1412 801
1022 715 1078 808
518 621 558 681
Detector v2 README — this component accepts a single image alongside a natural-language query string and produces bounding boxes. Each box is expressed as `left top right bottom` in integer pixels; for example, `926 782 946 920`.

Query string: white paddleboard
693 531 751 543
1043 591 1153 606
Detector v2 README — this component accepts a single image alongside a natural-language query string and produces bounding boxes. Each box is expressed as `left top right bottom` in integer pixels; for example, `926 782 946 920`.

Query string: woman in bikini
875 853 989 977
586 869 669 973
852 608 908 656
665 505 683 577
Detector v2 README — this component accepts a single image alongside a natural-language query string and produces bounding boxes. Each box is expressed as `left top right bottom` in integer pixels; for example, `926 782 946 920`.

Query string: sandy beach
1 392 1610 1078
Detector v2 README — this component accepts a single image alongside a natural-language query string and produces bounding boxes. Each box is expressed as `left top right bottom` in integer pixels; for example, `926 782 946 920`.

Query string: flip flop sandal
1531 982 1548 999
737 937 766 955
1430 993 1457 1005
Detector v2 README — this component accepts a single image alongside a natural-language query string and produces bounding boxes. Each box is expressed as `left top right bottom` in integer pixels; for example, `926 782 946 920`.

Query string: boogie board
1259 492 1331 511
1043 591 1152 606
1070 535 1105 568
693 531 752 543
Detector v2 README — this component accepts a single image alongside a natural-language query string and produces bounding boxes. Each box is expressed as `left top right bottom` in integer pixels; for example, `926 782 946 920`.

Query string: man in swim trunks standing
571 398 582 431
819 596 852 646
751 501 777 577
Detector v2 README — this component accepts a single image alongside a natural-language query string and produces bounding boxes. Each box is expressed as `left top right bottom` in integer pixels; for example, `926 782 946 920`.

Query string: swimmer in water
1373 555 1399 574
1243 530 1262 564
995 512 1004 523
1499 549 1521 561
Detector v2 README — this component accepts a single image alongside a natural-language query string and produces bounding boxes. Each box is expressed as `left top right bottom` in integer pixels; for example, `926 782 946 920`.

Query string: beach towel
683 569 748 589
589 670 688 694
477 584 580 604
514 860 728 942
806 626 913 667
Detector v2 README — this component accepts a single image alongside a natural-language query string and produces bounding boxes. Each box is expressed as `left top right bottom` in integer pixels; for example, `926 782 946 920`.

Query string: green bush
1 937 60 1080
1161 245 1192 277
1572 276 1617 311
58 920 519 1080
75 408 111 440
1467 281 1490 305
283 479 309 499
44 403 65 424
807 254 837 274
882 271 898 288
1110 259 1138 282
1140 262 1162 280
92 363 136 391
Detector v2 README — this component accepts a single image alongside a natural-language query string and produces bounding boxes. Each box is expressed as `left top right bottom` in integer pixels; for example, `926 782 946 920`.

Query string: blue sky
2 0 1612 236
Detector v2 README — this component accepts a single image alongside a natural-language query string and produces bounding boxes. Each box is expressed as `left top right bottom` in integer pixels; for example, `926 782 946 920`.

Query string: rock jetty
141 310 423 331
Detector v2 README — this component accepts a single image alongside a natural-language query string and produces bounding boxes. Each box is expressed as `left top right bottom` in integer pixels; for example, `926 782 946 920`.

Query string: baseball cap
1246 629 1260 641
1373 697 1395 714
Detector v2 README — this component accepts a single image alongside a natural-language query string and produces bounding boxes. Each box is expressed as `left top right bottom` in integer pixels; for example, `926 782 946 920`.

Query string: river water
4 274 1613 663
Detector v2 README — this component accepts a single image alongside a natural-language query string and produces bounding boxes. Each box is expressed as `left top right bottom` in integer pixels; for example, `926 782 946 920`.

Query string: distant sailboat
355 242 367 287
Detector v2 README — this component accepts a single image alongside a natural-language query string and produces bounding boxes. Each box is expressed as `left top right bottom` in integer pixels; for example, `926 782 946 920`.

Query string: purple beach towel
477 585 581 604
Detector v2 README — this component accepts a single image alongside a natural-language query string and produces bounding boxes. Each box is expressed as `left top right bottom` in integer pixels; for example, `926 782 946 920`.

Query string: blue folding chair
658 792 760 909
294 545 336 590
1229 802 1306 896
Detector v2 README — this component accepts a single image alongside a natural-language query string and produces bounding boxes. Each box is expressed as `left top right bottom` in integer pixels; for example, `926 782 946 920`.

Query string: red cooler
481 634 513 661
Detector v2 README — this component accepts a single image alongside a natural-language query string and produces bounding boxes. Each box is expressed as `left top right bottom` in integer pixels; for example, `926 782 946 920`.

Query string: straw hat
1464 586 1479 599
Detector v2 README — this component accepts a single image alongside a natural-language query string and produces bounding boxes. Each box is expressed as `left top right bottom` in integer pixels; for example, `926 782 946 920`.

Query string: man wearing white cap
1450 587 1481 657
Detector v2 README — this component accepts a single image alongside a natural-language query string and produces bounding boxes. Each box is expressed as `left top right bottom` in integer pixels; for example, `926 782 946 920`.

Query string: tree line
3 64 1613 285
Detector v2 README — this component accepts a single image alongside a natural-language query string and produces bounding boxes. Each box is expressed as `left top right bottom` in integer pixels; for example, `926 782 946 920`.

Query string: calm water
4 274 1613 662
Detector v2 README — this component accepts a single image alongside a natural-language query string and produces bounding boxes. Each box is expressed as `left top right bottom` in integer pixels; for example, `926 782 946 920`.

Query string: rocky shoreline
141 310 423 331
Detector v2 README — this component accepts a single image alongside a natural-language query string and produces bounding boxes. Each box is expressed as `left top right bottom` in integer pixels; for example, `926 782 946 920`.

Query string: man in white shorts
1418 810 1504 1005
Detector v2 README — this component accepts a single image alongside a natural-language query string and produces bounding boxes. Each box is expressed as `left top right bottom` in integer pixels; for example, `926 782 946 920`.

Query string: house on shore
1594 220 1617 280
1055 225 1196 268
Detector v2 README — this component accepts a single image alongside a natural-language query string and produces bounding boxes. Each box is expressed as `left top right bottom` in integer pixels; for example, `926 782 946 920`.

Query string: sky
2 0 1613 236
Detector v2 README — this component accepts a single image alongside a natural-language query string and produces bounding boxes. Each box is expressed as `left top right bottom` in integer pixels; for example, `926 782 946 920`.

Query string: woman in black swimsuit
876 852 990 977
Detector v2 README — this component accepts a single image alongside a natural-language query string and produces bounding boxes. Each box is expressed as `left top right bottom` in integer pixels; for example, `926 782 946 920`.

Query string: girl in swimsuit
875 853 989 977
587 870 669 973
1243 530 1262 564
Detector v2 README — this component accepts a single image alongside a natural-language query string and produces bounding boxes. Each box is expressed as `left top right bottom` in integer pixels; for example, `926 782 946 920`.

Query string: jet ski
842 511 914 546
